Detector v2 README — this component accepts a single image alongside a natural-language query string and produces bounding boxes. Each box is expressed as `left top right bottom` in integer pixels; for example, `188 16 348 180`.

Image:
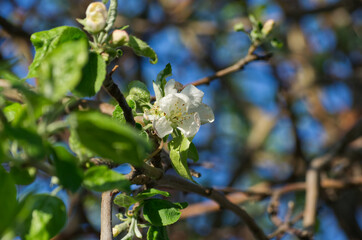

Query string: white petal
181 85 204 108
190 103 214 124
159 93 190 115
153 116 173 138
177 112 201 138
153 82 162 101
164 79 177 96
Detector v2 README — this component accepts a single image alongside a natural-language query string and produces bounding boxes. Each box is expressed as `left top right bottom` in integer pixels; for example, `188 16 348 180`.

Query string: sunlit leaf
38 39 88 101
127 35 158 64
168 135 194 182
143 199 187 226
73 52 106 97
68 111 150 166
28 26 87 78
16 194 67 240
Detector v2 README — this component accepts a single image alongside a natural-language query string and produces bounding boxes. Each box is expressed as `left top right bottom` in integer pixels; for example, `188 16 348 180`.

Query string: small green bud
234 22 245 32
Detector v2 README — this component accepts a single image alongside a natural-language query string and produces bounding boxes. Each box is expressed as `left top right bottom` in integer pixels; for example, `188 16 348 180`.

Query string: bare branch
102 66 135 126
188 45 272 87
100 191 113 240
156 174 269 240
304 119 362 228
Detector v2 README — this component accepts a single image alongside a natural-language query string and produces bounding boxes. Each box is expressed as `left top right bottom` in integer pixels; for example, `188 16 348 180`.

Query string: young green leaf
38 39 88 101
113 194 137 209
68 129 94 159
112 105 126 124
127 80 151 108
188 142 199 162
155 63 172 96
135 188 170 201
127 35 158 64
3 103 24 122
16 194 67 240
28 26 87 78
83 165 130 192
0 166 17 235
143 199 187 226
73 52 106 97
168 135 194 181
271 38 283 49
4 125 45 159
147 226 170 240
68 111 151 166
52 146 83 192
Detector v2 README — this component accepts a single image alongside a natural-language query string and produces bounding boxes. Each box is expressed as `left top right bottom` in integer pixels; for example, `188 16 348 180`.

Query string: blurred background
1 0 362 239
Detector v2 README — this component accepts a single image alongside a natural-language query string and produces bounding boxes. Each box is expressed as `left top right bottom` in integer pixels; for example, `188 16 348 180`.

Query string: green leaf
143 199 187 226
127 35 158 64
16 194 67 240
38 39 88 101
188 142 199 162
0 166 17 235
271 38 283 49
147 226 169 240
68 111 150 166
73 52 106 97
168 135 194 181
68 129 94 159
113 194 137 209
28 26 88 78
127 80 151 109
156 63 172 90
234 22 245 32
135 188 170 201
3 103 24 122
52 146 83 192
4 125 45 159
112 105 126 124
83 165 130 192
10 166 36 185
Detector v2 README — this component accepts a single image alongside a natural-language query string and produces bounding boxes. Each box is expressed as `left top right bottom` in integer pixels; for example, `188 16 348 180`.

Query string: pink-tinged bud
262 19 275 36
84 2 108 33
111 30 129 45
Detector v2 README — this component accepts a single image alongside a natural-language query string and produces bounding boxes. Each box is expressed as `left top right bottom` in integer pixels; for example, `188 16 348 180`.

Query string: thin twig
156 174 269 240
180 177 362 219
102 66 135 126
304 119 362 228
188 44 272 87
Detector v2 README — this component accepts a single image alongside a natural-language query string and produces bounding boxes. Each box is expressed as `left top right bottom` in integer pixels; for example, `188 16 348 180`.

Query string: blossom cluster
145 80 214 138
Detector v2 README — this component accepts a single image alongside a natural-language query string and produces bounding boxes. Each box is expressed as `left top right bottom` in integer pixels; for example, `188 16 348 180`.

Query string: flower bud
262 19 275 36
84 2 108 33
111 29 129 45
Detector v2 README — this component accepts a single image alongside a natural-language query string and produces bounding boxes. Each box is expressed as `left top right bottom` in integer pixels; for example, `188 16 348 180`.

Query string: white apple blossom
84 2 108 33
145 79 214 138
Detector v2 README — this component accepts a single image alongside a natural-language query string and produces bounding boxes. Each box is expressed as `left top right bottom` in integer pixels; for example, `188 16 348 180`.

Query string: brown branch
156 174 269 240
188 45 272 87
0 15 31 41
100 191 113 240
102 66 135 126
304 119 362 228
179 177 362 219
